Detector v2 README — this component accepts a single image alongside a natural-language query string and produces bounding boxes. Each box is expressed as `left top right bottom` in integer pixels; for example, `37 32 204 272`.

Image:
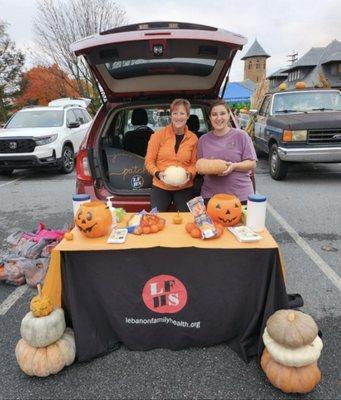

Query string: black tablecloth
61 247 288 362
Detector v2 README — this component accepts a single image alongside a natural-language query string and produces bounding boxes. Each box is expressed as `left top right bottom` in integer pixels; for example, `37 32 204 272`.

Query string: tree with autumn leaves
15 65 80 107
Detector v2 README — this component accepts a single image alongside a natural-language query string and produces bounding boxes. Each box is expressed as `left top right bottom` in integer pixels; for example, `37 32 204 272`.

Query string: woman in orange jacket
145 98 198 211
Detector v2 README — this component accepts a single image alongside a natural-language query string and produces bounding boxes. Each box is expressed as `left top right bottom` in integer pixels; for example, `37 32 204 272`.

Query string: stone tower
241 39 270 83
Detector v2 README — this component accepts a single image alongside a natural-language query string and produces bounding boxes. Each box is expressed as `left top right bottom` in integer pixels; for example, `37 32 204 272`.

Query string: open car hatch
70 22 247 101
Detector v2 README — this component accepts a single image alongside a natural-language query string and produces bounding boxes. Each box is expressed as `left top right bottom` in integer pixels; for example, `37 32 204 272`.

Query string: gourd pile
261 309 323 394
15 285 76 377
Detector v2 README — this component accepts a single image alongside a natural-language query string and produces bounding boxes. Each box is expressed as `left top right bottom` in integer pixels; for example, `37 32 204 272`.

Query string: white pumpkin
15 328 76 377
263 327 323 367
163 166 188 186
20 308 66 348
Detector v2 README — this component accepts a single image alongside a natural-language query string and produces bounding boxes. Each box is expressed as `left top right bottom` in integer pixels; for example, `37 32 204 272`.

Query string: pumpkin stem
37 284 42 297
287 311 296 322
177 211 180 217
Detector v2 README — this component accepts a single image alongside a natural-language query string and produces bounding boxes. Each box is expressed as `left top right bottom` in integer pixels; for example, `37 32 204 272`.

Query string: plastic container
106 196 117 227
72 194 90 216
246 194 267 232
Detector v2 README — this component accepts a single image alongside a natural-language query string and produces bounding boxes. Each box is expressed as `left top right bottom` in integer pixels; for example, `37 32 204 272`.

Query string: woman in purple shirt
197 100 257 204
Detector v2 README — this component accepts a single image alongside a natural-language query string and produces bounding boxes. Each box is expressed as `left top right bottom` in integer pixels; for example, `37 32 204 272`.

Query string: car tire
0 169 13 176
59 145 75 174
269 144 288 180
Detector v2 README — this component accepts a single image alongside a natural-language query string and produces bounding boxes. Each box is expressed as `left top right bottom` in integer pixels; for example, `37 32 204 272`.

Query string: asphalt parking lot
0 160 340 399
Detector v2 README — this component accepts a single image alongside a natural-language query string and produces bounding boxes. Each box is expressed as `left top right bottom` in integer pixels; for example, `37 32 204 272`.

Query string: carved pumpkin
207 194 242 227
75 201 112 238
21 308 66 348
196 158 227 175
266 309 318 348
261 348 321 394
30 284 54 317
15 328 76 377
263 327 323 367
163 166 188 186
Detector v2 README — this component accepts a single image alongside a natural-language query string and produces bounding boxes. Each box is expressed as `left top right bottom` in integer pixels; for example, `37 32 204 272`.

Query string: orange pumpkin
207 194 242 227
261 348 321 394
75 201 112 238
295 81 306 89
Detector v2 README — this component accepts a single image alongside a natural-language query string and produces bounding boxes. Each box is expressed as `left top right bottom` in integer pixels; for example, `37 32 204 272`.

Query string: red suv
72 22 247 211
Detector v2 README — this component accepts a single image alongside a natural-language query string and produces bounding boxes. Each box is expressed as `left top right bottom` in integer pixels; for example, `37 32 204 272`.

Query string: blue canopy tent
222 82 253 104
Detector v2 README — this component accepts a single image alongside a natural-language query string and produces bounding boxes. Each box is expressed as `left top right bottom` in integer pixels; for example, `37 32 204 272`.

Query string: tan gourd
15 328 76 377
20 308 66 348
261 348 321 394
196 158 227 175
263 327 323 367
266 309 318 348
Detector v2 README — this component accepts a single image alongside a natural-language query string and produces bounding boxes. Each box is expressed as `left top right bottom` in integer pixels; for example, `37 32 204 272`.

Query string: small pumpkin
295 81 306 89
172 211 183 224
279 82 287 91
75 201 112 238
261 348 321 394
207 194 242 227
263 327 323 367
196 158 227 175
266 309 318 348
21 308 66 348
30 284 54 318
64 231 73 240
15 328 76 377
163 166 188 186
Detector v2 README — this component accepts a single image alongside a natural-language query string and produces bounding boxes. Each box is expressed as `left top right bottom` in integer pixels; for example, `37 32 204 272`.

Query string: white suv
0 98 92 175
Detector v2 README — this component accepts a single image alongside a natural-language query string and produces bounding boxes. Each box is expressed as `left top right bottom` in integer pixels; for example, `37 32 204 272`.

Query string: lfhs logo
142 274 188 314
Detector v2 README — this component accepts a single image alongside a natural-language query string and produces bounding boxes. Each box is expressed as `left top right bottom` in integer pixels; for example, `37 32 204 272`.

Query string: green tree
0 20 25 122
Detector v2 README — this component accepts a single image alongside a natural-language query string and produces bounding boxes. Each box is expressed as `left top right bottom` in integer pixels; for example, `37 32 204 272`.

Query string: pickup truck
253 87 341 180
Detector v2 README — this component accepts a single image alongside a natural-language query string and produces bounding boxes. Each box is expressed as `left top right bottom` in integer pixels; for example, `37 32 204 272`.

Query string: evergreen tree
0 21 25 123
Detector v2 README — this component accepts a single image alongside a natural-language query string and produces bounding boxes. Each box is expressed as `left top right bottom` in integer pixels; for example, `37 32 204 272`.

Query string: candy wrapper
187 196 217 239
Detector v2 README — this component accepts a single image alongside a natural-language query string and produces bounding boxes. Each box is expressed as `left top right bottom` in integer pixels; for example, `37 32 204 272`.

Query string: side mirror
67 121 80 129
249 109 258 115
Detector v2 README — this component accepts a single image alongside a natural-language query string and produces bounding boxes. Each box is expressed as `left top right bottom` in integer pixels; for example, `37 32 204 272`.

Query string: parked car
0 98 92 175
71 21 247 211
253 86 341 180
238 111 251 130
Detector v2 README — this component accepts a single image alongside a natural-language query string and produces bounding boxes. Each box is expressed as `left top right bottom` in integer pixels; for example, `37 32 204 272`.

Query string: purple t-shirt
197 128 257 202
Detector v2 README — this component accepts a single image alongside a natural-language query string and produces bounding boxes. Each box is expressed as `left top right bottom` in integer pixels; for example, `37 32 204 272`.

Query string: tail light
76 149 93 182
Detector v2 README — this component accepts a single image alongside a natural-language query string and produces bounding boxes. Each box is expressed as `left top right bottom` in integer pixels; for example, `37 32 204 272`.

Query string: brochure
228 226 262 242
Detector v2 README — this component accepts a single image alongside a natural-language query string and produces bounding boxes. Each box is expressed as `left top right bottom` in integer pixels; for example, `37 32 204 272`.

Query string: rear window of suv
6 110 64 128
106 58 217 79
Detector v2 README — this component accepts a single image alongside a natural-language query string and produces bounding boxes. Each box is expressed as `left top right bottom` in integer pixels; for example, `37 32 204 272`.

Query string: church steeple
241 39 270 83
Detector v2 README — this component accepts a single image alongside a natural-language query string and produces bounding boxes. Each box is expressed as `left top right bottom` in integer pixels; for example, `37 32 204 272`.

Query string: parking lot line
0 285 29 316
268 202 341 292
0 177 22 188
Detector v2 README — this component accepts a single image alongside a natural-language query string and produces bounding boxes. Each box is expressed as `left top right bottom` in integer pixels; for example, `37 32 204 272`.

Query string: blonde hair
170 98 191 115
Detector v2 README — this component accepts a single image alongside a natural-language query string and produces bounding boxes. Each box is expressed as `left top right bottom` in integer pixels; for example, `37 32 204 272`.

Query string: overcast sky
1 0 341 81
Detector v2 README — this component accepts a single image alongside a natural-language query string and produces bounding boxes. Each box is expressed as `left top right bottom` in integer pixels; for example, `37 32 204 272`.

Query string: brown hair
209 100 229 115
170 98 191 115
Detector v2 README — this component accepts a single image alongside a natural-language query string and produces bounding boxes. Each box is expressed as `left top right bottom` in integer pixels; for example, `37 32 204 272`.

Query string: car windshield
6 110 64 128
272 91 341 114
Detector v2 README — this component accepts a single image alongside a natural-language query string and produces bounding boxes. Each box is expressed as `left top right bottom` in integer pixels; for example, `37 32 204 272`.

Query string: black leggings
151 186 195 212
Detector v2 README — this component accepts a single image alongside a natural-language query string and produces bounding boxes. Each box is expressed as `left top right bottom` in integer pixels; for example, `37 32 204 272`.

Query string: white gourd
20 308 66 348
263 327 323 367
163 166 187 186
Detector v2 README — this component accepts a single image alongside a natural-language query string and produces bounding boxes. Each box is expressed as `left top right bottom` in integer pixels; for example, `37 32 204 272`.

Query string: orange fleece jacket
145 124 198 191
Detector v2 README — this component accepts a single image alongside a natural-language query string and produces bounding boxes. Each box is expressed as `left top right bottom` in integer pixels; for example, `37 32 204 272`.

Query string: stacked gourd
15 285 76 377
261 309 323 394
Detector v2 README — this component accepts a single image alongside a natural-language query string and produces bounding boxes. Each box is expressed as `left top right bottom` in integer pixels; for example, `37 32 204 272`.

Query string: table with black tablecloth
43 213 288 363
